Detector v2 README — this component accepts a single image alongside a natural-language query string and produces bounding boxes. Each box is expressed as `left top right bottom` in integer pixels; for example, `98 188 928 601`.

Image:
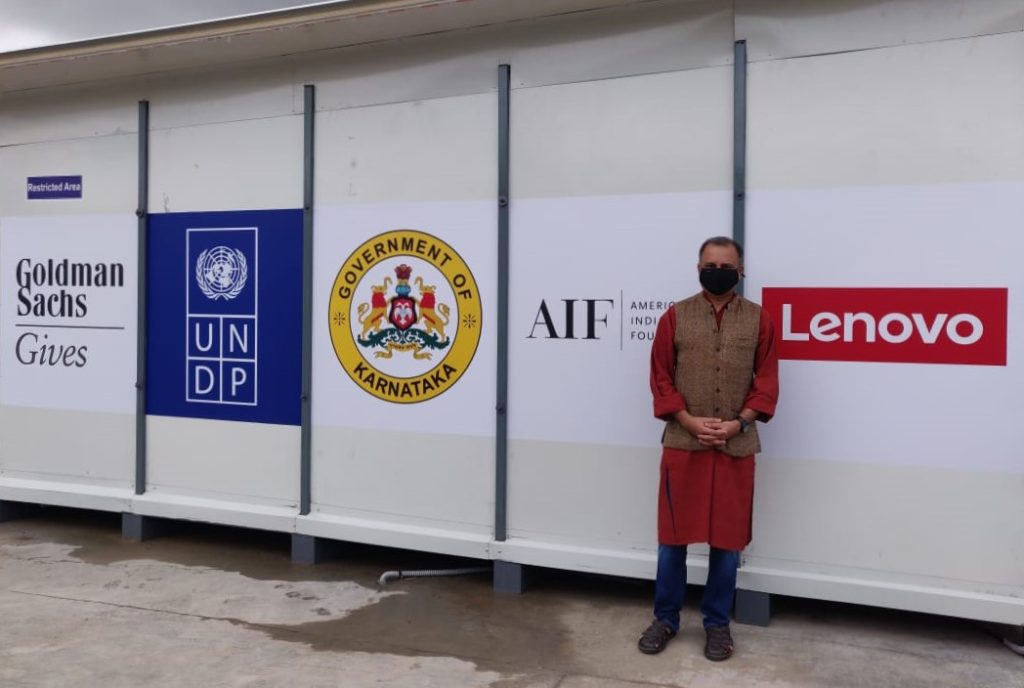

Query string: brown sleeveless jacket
662 293 762 457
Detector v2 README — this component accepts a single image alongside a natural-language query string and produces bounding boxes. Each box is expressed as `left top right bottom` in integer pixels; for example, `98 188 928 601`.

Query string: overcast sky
0 0 344 53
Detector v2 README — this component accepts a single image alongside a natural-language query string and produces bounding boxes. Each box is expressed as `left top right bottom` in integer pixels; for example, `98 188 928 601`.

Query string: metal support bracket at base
734 589 772 626
493 560 528 594
982 622 1024 656
122 513 177 542
291 534 342 565
1004 636 1024 657
0 500 39 523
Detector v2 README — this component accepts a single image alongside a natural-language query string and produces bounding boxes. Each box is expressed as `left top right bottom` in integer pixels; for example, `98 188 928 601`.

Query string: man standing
638 236 779 661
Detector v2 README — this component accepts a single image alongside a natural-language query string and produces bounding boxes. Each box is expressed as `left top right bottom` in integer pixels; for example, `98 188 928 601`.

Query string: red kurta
650 295 779 551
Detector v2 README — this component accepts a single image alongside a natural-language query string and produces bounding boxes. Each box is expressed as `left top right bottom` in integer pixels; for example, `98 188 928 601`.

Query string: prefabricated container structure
1 0 1021 628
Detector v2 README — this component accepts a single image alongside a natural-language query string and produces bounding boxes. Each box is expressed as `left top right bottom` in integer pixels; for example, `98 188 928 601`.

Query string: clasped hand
676 413 738 447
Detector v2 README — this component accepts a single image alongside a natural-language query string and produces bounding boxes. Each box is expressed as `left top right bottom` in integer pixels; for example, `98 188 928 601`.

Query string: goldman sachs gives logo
328 229 482 403
13 258 126 368
187 228 257 405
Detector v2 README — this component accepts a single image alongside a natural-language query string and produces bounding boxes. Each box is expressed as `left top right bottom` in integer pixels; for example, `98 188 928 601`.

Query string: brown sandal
704 625 734 661
638 619 676 654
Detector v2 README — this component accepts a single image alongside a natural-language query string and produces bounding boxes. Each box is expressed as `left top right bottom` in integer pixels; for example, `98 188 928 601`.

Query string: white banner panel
508 192 732 447
746 181 1023 473
1 214 137 414
312 200 496 435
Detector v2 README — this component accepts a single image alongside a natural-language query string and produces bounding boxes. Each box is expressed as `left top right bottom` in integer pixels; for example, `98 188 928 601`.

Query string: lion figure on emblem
357 277 391 337
415 276 450 342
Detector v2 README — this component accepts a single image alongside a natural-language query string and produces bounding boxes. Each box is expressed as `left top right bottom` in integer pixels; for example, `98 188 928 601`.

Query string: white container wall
300 0 725 558
139 67 305 530
306 89 499 557
502 59 734 576
0 0 1020 625
0 91 138 512
740 10 1024 624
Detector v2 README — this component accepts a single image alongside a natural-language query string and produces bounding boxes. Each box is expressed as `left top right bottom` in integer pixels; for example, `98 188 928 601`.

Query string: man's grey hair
698 236 743 262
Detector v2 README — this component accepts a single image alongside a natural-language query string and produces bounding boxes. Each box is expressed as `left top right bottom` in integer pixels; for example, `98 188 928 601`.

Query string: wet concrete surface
1 507 1021 688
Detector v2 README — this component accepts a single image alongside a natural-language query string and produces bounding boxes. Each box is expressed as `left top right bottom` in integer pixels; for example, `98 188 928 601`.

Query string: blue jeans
654 544 738 631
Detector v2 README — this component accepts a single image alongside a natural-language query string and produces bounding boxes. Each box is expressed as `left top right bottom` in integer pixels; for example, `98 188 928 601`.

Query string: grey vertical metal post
495 64 511 543
135 100 149 495
300 84 316 515
733 40 747 296
731 41 771 623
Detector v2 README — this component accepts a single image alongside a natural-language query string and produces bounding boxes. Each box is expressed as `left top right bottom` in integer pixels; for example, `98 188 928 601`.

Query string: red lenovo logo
762 288 1008 366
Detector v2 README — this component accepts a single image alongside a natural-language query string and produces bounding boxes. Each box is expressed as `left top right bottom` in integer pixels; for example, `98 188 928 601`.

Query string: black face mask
699 267 740 296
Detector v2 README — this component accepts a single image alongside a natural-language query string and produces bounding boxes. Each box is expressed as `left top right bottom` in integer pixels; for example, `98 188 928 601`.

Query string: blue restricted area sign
27 175 83 199
147 209 302 425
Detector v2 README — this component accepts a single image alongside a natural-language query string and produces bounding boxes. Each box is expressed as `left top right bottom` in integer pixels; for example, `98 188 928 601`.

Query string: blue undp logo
186 228 257 406
147 210 301 426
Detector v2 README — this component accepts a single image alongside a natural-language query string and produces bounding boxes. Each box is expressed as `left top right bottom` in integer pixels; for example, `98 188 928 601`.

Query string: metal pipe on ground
378 566 491 586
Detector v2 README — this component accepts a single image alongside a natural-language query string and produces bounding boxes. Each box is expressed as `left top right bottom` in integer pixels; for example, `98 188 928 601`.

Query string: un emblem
196 246 248 300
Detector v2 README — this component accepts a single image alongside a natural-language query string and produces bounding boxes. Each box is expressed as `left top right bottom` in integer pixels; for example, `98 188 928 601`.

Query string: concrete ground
0 508 1020 688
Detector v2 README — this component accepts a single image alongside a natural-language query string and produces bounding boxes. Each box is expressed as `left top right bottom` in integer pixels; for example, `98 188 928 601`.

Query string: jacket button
716 388 720 393
715 367 720 372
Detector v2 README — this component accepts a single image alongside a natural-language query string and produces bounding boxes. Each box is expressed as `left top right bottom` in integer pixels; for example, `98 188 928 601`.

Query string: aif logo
186 228 258 405
527 299 615 339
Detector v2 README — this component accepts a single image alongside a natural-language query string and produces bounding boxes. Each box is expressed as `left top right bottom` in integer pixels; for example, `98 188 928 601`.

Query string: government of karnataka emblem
356 263 451 360
329 229 482 404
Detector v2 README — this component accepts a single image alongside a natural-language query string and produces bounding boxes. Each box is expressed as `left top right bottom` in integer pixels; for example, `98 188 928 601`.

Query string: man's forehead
699 245 741 264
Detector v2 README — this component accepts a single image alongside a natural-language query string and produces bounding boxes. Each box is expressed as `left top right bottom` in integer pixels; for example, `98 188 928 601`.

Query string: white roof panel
0 0 345 53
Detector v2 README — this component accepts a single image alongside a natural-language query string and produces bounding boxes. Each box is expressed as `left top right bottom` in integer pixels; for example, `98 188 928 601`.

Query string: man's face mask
699 267 740 296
